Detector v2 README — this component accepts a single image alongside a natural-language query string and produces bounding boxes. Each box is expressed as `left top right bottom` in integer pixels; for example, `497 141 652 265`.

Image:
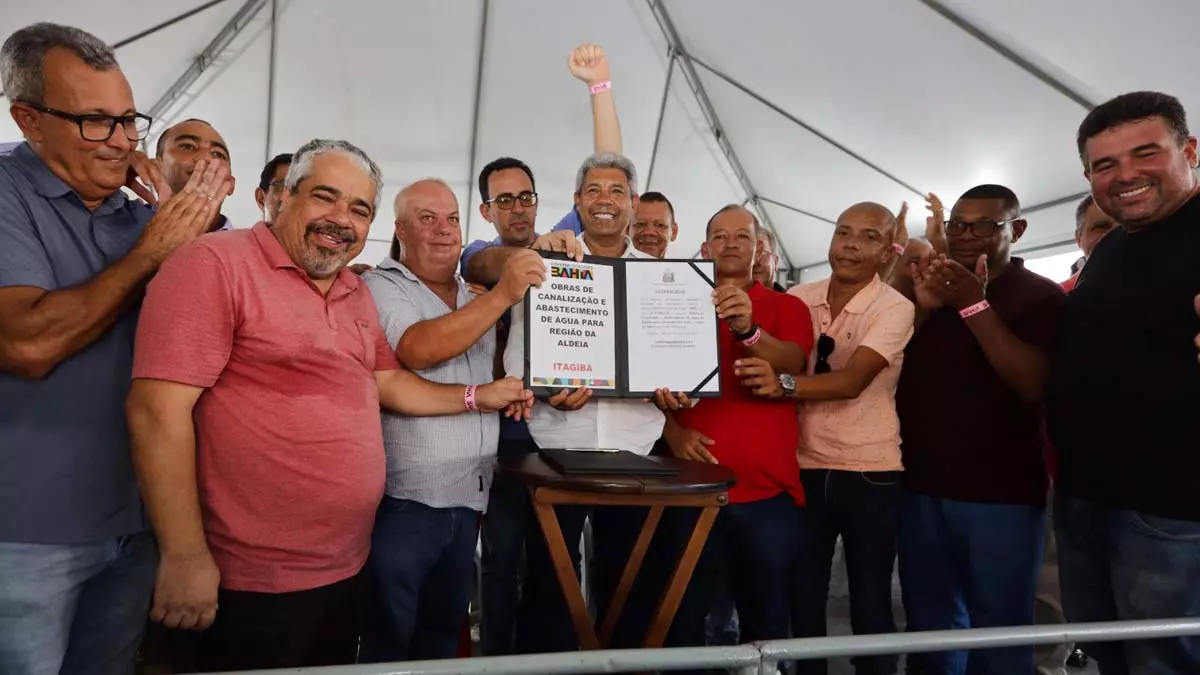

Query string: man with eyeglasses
896 184 1065 675
156 118 237 232
737 201 914 675
646 203 811 654
0 22 232 675
256 152 292 224
463 42 624 656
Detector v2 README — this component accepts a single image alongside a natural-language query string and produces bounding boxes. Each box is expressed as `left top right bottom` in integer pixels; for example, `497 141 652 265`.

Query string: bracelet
465 384 478 412
589 80 611 95
891 243 906 254
740 326 763 347
959 299 990 319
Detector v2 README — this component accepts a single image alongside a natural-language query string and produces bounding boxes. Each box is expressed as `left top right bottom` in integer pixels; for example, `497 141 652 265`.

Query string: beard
300 221 358 279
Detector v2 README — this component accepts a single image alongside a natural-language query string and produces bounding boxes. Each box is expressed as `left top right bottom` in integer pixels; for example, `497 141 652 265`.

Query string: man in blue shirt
0 23 231 675
467 43 624 655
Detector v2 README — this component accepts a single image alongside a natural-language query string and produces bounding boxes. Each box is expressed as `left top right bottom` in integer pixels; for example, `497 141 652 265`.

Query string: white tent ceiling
4 0 1199 278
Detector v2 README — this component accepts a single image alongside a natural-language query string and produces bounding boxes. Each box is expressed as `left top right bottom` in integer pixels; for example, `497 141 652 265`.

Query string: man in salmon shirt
651 204 812 652
739 201 914 675
125 139 531 672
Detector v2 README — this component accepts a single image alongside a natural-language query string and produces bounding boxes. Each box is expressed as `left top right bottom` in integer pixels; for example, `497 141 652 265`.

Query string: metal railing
223 617 1200 674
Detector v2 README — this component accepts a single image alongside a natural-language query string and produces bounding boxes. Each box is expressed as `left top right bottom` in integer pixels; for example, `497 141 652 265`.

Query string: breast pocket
356 320 377 372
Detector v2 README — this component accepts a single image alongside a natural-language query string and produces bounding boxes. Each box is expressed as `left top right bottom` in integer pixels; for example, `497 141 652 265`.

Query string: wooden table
499 453 737 650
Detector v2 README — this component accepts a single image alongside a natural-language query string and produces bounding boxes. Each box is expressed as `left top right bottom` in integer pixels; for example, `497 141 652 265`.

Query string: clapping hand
925 192 948 254
913 253 987 311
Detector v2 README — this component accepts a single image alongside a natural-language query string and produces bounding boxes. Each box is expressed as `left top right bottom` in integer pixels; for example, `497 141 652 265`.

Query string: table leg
643 505 719 648
530 490 601 649
597 505 664 647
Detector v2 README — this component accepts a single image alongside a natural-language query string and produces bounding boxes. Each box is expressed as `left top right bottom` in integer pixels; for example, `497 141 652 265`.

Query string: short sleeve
132 242 235 387
357 281 401 372
858 294 916 366
769 292 816 355
361 273 422 350
0 171 56 290
503 300 525 379
551 208 583 235
459 238 495 277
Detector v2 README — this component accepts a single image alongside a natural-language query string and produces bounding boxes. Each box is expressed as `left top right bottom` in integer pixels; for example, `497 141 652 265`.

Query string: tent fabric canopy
4 0 1198 278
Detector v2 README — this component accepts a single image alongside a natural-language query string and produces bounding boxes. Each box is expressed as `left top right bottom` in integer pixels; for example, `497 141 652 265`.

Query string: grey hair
0 23 118 105
285 139 383 212
574 151 638 195
390 177 458 262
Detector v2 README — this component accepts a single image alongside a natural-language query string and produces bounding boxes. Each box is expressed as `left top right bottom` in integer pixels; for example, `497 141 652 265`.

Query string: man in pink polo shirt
125 139 530 672
738 202 914 675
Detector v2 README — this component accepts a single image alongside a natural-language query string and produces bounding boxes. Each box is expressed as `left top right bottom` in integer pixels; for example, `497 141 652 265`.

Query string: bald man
359 179 543 662
739 202 914 675
155 118 236 232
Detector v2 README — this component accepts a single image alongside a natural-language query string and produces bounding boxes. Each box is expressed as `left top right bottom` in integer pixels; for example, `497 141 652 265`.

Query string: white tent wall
3 0 1199 277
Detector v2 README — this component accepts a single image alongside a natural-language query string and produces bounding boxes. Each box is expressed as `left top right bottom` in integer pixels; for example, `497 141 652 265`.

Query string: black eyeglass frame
18 101 153 143
485 191 538 210
943 218 1021 239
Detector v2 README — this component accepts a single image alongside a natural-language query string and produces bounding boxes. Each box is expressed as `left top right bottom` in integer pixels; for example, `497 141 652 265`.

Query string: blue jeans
1054 493 1200 675
361 497 479 662
793 469 902 675
898 491 1045 675
0 532 157 675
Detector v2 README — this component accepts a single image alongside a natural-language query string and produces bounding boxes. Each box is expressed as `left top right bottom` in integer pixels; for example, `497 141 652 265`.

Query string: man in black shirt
1047 91 1200 674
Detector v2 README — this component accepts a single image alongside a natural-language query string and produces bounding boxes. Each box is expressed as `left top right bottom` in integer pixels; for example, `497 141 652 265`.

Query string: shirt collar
375 256 464 285
807 274 884 315
250 221 361 294
578 233 642 258
13 142 129 209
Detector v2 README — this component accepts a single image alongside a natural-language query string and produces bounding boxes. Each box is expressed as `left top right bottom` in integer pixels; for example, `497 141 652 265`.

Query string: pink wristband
959 299 990 319
740 327 763 347
589 80 611 95
465 384 478 412
891 243 906 254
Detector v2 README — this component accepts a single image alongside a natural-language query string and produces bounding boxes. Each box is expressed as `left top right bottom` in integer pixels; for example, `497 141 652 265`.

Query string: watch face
780 373 796 393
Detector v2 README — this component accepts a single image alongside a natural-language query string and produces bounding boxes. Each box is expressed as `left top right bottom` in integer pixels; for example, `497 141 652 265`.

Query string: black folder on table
539 449 680 476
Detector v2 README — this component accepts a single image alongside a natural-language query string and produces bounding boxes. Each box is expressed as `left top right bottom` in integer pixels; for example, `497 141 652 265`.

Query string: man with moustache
898 184 1065 675
255 152 292 224
359 179 544 662
631 190 677 258
156 118 236 232
1060 195 1117 292
1048 91 1200 674
0 23 233 675
650 204 812 654
125 139 531 672
739 202 914 675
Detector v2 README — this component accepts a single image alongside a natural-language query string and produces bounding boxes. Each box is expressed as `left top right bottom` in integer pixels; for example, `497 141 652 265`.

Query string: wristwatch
778 373 796 398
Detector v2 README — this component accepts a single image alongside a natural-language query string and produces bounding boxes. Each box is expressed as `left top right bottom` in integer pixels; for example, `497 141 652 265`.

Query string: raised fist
568 43 610 86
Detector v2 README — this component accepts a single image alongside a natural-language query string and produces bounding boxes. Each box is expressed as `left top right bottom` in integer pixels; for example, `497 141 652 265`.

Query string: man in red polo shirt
125 139 530 672
652 204 812 650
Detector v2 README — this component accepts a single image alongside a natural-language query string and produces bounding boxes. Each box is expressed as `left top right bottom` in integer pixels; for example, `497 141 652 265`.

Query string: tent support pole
644 53 675 190
646 0 795 273
462 0 491 241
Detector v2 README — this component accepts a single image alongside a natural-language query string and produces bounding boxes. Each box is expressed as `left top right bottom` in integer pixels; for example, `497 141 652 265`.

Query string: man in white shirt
503 152 668 651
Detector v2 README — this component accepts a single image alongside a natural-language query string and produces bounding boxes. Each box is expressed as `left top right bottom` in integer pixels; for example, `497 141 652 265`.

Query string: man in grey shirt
0 23 232 675
360 178 544 662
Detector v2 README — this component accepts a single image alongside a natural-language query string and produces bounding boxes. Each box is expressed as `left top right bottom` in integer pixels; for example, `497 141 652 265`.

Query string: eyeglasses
814 333 835 374
20 102 152 142
944 218 1015 238
486 191 538 210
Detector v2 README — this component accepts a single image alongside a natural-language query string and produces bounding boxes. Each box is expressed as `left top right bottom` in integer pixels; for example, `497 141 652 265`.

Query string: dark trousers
196 574 361 672
666 491 801 663
361 497 478 662
480 438 540 655
792 469 902 675
1054 492 1200 675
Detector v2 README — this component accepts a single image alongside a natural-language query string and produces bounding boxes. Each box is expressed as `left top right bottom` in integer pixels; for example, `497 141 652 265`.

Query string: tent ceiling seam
647 0 797 273
462 0 491 242
916 0 1095 111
